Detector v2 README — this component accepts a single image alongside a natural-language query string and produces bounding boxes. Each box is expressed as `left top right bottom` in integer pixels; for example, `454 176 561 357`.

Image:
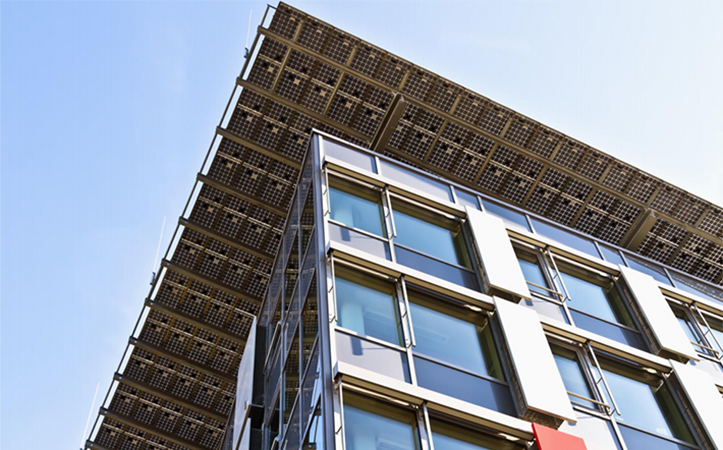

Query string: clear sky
2 1 722 448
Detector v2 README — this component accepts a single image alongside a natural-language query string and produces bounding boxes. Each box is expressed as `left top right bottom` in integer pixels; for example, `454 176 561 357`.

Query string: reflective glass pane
625 256 672 285
396 246 478 290
599 245 626 266
516 251 552 297
551 347 596 409
329 222 391 261
531 218 599 257
430 419 524 450
335 331 410 383
409 296 503 379
335 269 401 345
455 189 481 211
343 393 419 450
560 265 634 328
329 185 385 237
671 272 723 305
380 160 453 201
521 296 568 323
707 315 723 354
618 425 693 450
570 310 647 351
414 357 515 415
602 367 695 444
324 138 376 172
481 200 530 231
394 207 468 267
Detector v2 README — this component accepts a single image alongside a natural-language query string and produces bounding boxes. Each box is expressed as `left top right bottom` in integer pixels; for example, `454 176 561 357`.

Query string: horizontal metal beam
161 259 262 306
98 408 207 450
113 373 227 422
180 217 274 262
216 126 301 169
260 26 723 251
197 173 287 218
146 299 248 346
129 338 236 385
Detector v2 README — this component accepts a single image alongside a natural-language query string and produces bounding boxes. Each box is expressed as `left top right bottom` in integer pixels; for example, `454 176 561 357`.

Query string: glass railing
320 134 723 307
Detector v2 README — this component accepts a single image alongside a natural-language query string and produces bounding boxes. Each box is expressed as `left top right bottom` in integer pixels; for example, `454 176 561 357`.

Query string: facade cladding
85 3 723 450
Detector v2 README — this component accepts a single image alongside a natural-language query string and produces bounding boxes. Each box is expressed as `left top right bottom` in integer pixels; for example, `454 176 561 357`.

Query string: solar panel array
87 3 723 450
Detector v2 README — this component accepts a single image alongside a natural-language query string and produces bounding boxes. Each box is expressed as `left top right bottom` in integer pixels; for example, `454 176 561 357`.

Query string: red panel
532 423 587 450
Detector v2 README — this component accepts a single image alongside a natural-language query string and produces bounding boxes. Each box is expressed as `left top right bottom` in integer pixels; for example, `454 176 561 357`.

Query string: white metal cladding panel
619 266 698 361
494 297 576 423
672 361 723 449
466 207 531 300
233 318 257 448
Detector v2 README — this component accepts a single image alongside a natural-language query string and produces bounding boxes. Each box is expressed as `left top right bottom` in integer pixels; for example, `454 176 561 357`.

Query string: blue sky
2 1 722 448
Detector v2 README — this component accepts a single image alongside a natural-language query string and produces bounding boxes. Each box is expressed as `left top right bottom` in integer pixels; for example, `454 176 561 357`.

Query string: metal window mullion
691 303 723 360
335 380 346 450
327 252 337 324
400 275 416 348
421 403 435 450
608 416 632 450
546 248 572 303
586 342 621 417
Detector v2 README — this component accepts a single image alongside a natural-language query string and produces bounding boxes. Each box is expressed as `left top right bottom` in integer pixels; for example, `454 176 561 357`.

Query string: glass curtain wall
551 343 702 450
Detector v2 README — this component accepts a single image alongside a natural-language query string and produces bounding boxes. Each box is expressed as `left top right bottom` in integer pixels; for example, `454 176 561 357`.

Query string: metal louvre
88 3 723 449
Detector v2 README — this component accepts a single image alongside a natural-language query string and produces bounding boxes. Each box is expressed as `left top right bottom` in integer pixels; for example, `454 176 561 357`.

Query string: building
85 3 723 450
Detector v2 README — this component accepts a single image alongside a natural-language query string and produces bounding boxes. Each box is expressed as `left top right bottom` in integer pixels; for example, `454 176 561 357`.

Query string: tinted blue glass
455 189 480 210
603 370 693 443
600 245 626 266
570 311 647 351
625 256 672 285
344 396 418 450
396 246 478 290
380 160 452 201
552 351 596 409
671 273 723 305
481 200 530 231
410 301 502 378
324 139 376 172
328 222 391 260
431 420 525 450
394 210 464 266
618 425 693 450
561 271 621 324
414 357 515 415
531 218 599 257
335 274 401 345
335 332 410 383
329 186 385 236
516 254 551 296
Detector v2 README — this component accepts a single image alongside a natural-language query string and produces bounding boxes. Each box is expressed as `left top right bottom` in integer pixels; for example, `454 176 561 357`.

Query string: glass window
343 393 420 450
551 347 597 410
394 203 470 268
559 263 646 350
329 182 385 237
328 222 391 260
409 292 503 379
430 419 524 450
334 268 401 346
336 331 410 383
324 138 376 173
671 272 723 305
380 159 453 202
515 250 552 297
625 256 672 285
602 363 696 446
560 264 634 327
531 218 599 257
599 244 626 266
455 189 480 211
481 200 530 231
